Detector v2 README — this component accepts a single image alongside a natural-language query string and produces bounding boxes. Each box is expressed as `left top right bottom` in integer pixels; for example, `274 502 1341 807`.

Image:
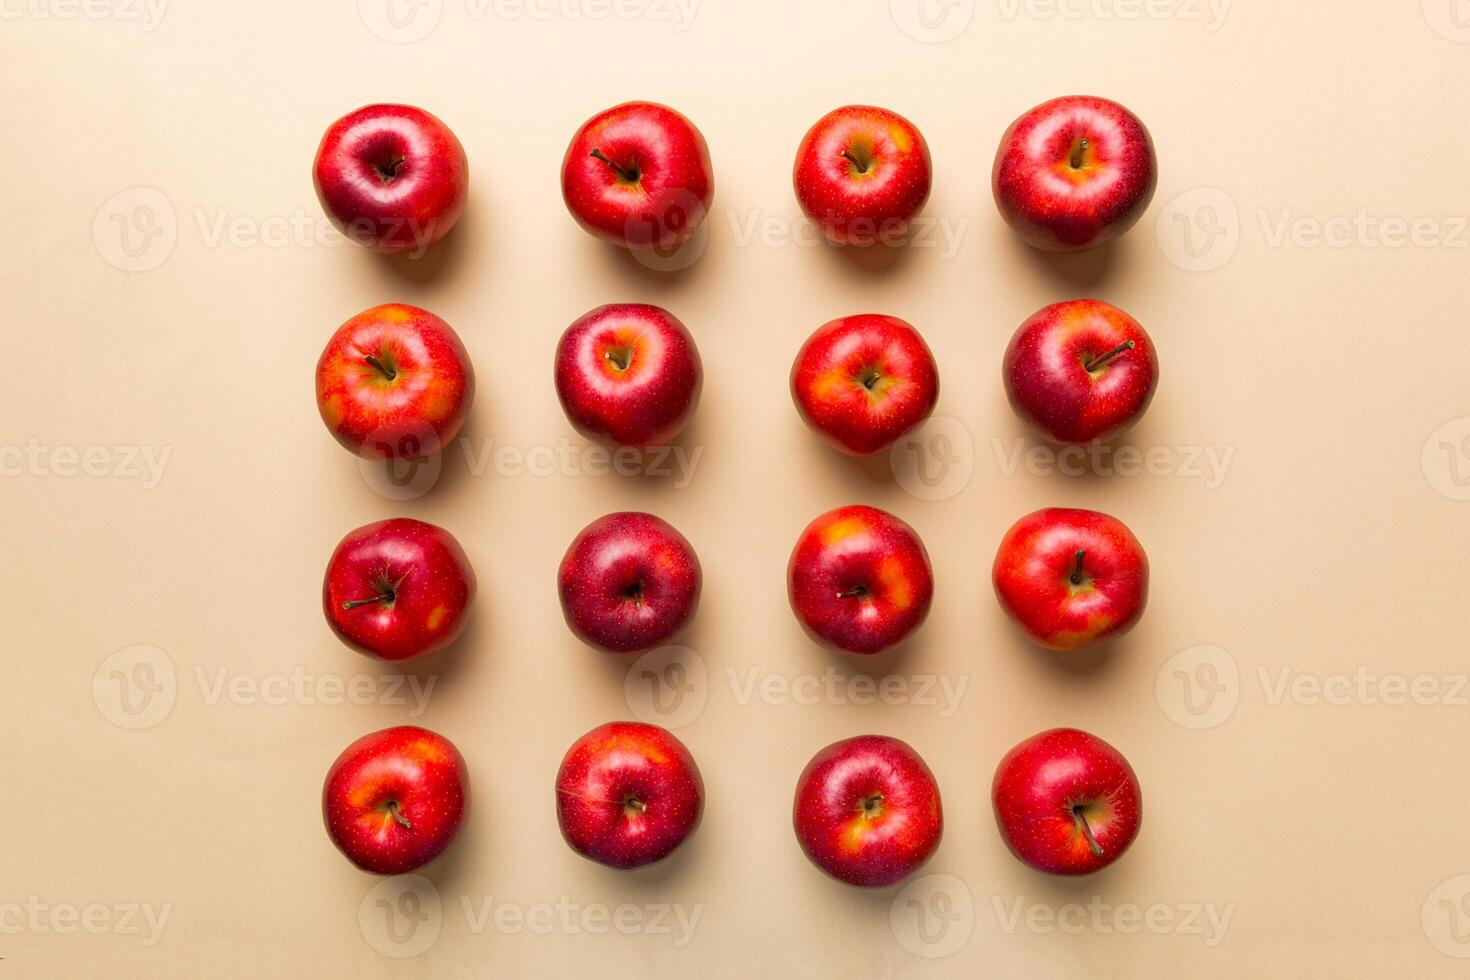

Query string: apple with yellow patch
992 507 1148 651
793 105 932 246
788 505 934 655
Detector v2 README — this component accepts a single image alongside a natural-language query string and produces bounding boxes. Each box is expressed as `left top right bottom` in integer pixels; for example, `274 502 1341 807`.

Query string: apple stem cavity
1083 340 1135 373
1069 550 1086 586
373 156 406 183
841 150 871 175
604 348 632 372
836 585 870 600
589 148 639 183
343 590 395 610
363 354 397 381
385 799 412 830
1072 805 1103 856
1069 137 1089 170
860 793 885 819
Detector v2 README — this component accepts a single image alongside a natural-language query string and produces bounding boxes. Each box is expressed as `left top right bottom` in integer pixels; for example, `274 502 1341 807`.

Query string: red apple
555 721 703 869
316 303 474 461
788 505 933 655
561 102 714 251
323 518 476 662
793 105 932 246
1003 299 1158 445
554 303 702 449
992 95 1157 252
791 314 939 456
312 104 468 253
992 727 1141 875
558 512 701 654
793 734 942 887
992 507 1147 651
323 725 470 875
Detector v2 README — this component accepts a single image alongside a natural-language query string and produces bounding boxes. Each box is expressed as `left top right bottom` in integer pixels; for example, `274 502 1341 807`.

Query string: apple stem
1072 806 1103 857
836 585 870 600
386 800 412 830
1069 551 1086 586
342 591 394 610
604 349 631 372
1069 137 1089 170
1083 340 1135 372
841 150 870 175
363 354 396 381
589 148 638 183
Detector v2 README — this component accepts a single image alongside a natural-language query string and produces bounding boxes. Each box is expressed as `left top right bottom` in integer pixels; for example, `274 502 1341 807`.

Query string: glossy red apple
323 518 476 662
556 721 703 869
791 314 939 456
793 105 932 246
554 303 702 449
992 508 1147 651
323 725 469 875
312 104 468 253
992 95 1157 252
993 727 1141 875
793 735 942 887
788 505 933 655
316 303 475 461
558 512 701 654
561 102 714 251
1003 299 1157 445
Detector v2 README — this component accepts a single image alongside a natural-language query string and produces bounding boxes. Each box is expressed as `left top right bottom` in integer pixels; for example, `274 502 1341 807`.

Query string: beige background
5 0 1470 975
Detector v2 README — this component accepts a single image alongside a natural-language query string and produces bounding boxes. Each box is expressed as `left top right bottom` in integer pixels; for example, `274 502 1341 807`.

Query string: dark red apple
558 512 700 654
316 303 475 461
323 518 475 662
554 303 702 449
312 104 468 253
555 721 703 869
561 102 714 251
992 508 1147 651
992 727 1142 875
323 725 469 875
793 105 932 246
1003 299 1157 445
793 734 942 887
788 505 933 655
791 314 939 456
992 95 1156 252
